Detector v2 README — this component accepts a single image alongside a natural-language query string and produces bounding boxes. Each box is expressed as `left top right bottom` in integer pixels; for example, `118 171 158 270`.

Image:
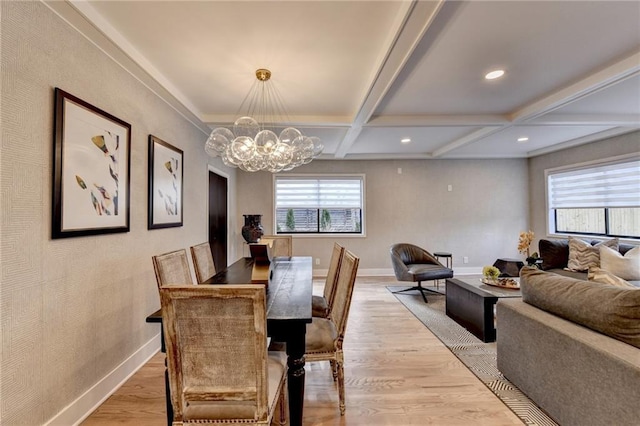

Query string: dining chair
160 284 287 425
189 242 216 283
152 249 193 287
312 243 345 318
305 249 359 415
259 235 292 258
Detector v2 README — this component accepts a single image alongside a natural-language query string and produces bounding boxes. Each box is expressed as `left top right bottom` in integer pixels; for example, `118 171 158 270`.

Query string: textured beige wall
0 2 235 424
528 130 640 247
236 159 530 272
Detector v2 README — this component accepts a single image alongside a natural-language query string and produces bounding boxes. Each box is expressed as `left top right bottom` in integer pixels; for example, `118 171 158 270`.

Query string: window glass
547 158 640 239
274 176 364 234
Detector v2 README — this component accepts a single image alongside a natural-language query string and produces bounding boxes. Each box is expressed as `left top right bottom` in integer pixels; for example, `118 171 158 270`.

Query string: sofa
538 237 638 282
497 267 640 426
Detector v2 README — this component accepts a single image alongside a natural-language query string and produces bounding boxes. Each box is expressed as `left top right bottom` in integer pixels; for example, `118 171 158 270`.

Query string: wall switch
315 258 320 265
463 256 469 264
447 184 453 192
398 167 402 174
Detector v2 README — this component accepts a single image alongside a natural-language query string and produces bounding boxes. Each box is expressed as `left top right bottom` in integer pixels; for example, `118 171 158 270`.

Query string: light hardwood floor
83 277 522 425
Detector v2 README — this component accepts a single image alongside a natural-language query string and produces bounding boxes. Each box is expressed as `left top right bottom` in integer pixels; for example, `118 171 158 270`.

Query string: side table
493 258 524 277
434 252 453 288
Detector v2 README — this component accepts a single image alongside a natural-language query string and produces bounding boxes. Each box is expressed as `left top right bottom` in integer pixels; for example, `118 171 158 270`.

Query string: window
274 175 364 235
546 157 640 239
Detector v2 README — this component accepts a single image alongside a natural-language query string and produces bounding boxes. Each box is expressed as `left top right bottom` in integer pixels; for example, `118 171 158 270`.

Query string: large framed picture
52 88 131 239
148 135 184 229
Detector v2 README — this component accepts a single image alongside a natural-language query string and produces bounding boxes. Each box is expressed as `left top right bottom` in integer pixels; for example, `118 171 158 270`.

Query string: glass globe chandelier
205 68 324 172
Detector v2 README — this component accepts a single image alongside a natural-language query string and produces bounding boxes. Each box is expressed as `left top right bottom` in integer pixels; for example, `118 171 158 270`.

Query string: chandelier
205 68 324 172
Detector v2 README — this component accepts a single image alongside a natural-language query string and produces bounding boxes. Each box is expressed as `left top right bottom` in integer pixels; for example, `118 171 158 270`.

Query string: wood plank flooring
82 277 522 425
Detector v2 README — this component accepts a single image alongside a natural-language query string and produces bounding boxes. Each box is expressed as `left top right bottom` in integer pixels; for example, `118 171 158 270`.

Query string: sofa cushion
600 245 640 281
538 238 569 271
587 266 635 288
520 267 640 348
566 237 618 272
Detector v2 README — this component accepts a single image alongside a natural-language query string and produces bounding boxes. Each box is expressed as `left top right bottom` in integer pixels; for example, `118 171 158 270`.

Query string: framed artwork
148 135 184 229
52 88 131 239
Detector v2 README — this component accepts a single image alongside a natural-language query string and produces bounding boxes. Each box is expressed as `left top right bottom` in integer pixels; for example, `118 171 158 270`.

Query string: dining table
146 256 313 426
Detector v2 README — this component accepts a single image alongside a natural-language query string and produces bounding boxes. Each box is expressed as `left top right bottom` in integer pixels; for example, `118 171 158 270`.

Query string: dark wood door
208 171 227 271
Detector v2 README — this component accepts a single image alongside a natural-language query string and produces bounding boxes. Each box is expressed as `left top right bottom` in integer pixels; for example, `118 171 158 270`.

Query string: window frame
272 174 366 237
545 153 640 241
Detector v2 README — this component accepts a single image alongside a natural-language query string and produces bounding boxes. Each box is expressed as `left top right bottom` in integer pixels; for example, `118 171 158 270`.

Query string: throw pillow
587 266 635 288
520 267 640 349
600 245 640 281
566 237 618 272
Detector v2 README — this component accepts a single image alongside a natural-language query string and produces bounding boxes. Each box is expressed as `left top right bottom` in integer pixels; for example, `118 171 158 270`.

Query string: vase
241 214 264 244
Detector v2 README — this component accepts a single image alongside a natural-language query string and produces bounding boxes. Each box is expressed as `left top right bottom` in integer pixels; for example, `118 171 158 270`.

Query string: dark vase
241 214 264 243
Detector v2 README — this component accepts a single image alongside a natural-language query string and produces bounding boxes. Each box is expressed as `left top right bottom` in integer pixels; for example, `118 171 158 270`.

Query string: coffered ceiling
47 0 640 159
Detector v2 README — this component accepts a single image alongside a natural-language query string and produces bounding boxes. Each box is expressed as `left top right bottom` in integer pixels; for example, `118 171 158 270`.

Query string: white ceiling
48 0 640 160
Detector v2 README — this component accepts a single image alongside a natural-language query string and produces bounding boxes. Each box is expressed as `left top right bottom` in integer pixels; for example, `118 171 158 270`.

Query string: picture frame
52 88 131 239
148 135 184 229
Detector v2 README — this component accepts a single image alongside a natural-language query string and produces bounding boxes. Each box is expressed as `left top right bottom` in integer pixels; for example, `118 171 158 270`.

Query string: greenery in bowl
482 265 500 280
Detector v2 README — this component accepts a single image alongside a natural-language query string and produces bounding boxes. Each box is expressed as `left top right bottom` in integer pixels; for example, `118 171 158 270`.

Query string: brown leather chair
390 243 453 302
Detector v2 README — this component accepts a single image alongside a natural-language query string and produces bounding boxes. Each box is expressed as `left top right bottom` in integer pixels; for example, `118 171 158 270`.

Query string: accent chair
390 243 454 302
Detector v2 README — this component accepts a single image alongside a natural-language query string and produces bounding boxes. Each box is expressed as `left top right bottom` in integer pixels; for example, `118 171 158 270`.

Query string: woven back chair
189 242 216 283
312 243 345 318
259 235 292 258
160 285 287 425
152 249 193 287
305 249 359 415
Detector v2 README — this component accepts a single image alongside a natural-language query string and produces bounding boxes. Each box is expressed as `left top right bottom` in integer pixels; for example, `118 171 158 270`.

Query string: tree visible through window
274 176 364 234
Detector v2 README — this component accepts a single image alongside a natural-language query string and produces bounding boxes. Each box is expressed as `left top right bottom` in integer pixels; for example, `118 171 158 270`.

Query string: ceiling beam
510 51 640 122
333 0 446 158
367 114 509 127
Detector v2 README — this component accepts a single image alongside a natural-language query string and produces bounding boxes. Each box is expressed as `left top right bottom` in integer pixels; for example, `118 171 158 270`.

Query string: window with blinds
546 157 640 239
274 176 364 234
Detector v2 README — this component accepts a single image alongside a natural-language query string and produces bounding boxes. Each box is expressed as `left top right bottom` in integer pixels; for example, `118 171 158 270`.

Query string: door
208 171 228 271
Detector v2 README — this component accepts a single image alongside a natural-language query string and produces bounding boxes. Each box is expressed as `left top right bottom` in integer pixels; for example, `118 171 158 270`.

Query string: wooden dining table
146 256 313 426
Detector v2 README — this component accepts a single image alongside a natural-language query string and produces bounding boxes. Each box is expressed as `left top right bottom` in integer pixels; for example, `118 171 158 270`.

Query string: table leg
285 323 306 426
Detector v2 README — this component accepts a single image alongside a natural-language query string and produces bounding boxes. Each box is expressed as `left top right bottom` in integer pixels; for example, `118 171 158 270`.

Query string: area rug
387 286 558 426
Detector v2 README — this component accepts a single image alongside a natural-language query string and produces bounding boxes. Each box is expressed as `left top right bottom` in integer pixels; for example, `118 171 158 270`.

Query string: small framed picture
52 88 131 239
148 135 184 229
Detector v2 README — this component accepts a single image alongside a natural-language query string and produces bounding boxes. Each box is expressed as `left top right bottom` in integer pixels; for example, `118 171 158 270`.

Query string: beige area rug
388 286 558 426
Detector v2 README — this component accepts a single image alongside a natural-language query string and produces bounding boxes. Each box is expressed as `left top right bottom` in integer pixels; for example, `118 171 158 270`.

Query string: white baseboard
315 267 482 278
45 333 162 426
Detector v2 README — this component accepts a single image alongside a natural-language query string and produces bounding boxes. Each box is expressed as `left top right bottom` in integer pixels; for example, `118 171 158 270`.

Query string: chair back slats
190 242 216 283
260 235 292 258
152 249 193 287
328 250 359 338
323 243 345 308
160 285 269 422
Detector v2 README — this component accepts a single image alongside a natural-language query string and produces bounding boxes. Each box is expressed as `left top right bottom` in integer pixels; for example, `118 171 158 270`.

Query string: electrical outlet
315 258 320 265
463 256 469 264
447 184 453 192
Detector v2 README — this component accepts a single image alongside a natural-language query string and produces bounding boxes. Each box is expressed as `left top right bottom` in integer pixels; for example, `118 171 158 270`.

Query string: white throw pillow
600 246 640 281
587 266 635 288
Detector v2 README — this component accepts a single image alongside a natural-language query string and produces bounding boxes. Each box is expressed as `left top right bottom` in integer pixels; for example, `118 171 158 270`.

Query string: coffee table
445 277 521 342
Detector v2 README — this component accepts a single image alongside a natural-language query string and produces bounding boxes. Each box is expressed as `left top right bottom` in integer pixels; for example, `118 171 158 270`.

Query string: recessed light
485 69 505 80
517 137 529 143
401 138 411 144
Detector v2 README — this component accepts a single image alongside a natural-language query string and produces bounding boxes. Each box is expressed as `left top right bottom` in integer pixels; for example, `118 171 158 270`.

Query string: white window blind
548 159 640 209
275 177 363 209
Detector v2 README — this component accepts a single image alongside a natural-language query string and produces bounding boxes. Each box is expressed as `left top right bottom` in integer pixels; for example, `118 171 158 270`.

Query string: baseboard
45 333 162 426
314 267 482 278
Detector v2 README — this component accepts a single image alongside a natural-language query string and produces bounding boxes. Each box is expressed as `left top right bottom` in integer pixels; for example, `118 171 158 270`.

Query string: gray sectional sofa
497 267 640 426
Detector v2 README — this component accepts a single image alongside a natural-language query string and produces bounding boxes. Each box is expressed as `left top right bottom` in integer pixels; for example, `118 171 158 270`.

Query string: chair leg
278 385 286 426
394 282 442 303
336 352 346 415
330 359 338 380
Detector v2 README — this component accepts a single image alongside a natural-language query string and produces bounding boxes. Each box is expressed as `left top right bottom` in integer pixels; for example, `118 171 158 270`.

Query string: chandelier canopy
205 68 323 172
